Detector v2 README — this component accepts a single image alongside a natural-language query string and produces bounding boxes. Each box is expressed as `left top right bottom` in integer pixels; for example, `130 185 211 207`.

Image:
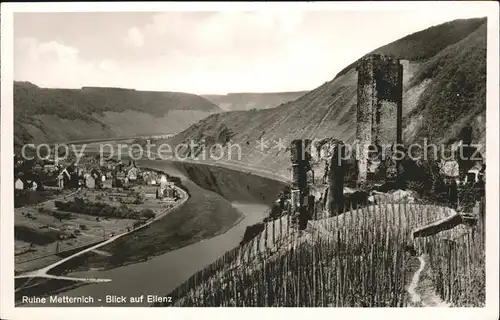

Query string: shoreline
15 200 268 306
16 162 276 304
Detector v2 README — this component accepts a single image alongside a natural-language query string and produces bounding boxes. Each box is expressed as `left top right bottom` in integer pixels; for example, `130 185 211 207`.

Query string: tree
459 124 473 145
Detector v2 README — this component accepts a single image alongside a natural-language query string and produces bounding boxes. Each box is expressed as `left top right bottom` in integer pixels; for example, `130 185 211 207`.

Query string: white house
128 167 138 181
57 168 71 189
441 160 460 184
160 174 168 189
15 178 24 190
464 167 483 184
85 175 96 189
160 174 167 183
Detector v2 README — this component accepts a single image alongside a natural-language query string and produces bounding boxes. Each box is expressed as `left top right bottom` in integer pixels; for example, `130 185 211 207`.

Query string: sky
13 8 487 94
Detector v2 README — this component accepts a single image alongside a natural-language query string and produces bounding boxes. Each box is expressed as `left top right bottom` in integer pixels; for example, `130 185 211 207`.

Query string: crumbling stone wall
356 56 375 185
290 139 313 229
375 56 403 146
356 54 403 184
327 141 347 216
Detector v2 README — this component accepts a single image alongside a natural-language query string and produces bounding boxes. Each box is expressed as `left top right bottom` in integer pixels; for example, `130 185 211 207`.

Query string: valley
12 16 488 309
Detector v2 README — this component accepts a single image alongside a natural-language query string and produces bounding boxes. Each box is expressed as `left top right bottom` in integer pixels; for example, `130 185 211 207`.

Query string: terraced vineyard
155 200 485 307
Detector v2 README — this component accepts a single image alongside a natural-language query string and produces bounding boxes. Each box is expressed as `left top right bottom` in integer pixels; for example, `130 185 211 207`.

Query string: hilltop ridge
202 91 309 111
166 17 487 177
14 83 222 147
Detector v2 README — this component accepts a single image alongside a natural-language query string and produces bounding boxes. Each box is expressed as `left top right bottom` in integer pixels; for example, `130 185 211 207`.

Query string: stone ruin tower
356 54 403 184
290 139 313 230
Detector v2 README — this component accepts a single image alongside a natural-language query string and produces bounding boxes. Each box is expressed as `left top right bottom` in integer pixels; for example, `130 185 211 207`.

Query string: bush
14 225 62 245
458 183 477 212
140 209 156 220
54 198 143 219
133 196 144 205
14 190 55 208
406 180 425 197
52 211 72 221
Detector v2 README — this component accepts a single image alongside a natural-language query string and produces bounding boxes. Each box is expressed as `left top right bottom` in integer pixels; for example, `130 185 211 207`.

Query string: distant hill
166 17 487 177
202 91 309 111
14 83 222 147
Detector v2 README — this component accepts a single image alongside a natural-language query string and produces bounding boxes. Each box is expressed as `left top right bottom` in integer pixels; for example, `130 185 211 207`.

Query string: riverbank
66 177 244 273
18 201 272 307
65 156 287 271
15 149 286 306
15 181 189 303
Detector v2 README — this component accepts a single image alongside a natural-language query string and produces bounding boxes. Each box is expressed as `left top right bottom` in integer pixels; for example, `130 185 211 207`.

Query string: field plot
14 185 173 273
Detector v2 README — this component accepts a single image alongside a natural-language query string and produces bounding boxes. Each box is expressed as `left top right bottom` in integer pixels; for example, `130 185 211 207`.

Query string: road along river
20 160 281 307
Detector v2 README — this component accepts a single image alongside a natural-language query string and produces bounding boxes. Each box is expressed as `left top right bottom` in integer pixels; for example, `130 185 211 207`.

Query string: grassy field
14 186 169 273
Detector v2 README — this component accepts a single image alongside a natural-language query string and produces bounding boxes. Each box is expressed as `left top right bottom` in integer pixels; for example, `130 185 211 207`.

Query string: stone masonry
356 54 403 184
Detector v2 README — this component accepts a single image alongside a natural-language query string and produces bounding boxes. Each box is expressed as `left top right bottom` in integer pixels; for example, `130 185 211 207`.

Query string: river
28 160 272 307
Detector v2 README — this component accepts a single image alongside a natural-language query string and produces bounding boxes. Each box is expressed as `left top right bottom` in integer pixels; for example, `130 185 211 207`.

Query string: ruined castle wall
356 56 376 184
356 54 403 184
327 142 346 215
375 56 403 146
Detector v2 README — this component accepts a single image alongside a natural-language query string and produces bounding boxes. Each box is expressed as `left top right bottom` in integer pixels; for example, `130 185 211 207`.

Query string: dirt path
408 255 425 305
407 254 450 307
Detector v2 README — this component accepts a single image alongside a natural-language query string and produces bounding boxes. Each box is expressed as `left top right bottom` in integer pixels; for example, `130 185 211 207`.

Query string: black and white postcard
1 2 498 320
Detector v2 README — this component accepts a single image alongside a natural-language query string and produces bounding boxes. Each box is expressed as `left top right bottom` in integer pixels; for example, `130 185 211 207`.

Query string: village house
90 168 101 180
15 178 24 190
160 174 168 185
57 173 64 189
102 180 113 189
58 167 71 189
127 167 138 181
106 171 113 179
164 186 176 198
33 162 43 172
115 170 126 181
159 175 168 193
43 164 57 173
464 163 485 185
85 174 95 189
20 179 38 191
441 160 460 184
144 189 157 199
